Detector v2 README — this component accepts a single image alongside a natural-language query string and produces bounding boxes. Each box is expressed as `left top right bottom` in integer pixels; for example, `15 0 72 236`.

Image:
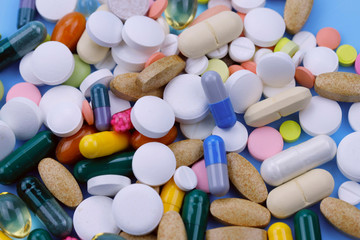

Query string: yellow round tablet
336 44 357 67
274 37 290 52
203 59 229 82
279 120 301 143
274 37 299 57
198 0 209 3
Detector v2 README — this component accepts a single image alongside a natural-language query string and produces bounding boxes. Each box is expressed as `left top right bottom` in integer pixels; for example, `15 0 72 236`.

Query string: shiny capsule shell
294 209 321 240
160 178 185 213
27 228 52 240
92 233 126 240
268 222 294 240
164 0 198 30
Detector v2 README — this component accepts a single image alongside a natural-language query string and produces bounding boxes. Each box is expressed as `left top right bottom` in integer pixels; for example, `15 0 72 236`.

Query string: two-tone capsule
91 83 111 131
160 178 185 213
17 0 36 29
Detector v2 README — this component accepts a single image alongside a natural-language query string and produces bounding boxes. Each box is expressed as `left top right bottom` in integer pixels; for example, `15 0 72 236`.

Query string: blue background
0 0 360 239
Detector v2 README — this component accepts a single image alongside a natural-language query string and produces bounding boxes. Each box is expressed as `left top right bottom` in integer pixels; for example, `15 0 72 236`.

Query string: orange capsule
55 125 97 165
130 125 178 149
51 12 86 52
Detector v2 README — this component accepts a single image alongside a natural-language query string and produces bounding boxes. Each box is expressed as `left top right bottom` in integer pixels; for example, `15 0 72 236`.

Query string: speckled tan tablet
284 0 313 34
210 198 271 228
315 72 360 102
38 158 83 208
320 197 360 238
119 232 157 240
110 73 163 101
137 55 186 92
206 226 267 240
227 153 268 203
168 139 204 168
158 211 187 240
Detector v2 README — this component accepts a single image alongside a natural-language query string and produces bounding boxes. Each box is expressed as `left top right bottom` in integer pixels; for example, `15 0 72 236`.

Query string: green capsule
0 131 57 185
164 0 198 30
294 209 322 240
182 189 209 240
27 228 52 240
73 151 134 182
92 233 126 240
17 177 72 238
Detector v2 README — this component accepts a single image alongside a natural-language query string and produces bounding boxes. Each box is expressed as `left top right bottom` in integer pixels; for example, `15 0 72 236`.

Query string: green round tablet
0 80 4 101
63 54 91 87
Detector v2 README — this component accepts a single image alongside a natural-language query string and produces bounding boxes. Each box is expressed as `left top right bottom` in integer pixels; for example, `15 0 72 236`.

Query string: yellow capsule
79 131 129 159
0 230 11 240
164 0 198 30
268 222 294 240
160 178 185 213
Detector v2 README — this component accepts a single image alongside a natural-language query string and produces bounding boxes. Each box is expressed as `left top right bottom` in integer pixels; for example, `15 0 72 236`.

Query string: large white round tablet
163 74 209 124
337 132 360 182
229 37 255 63
0 121 16 161
231 0 266 13
180 113 215 140
132 142 176 186
80 69 113 97
212 121 248 153
299 96 342 136
185 56 209 76
348 102 360 132
263 78 296 98
35 0 77 22
122 16 165 54
32 41 74 85
131 96 175 138
108 0 149 20
160 34 179 56
19 51 44 86
74 196 120 240
303 47 339 76
108 91 131 115
174 166 198 192
338 181 360 205
88 175 131 197
112 184 163 235
257 52 295 87
244 8 285 47
0 97 42 141
86 11 123 48
225 70 263 113
292 31 317 53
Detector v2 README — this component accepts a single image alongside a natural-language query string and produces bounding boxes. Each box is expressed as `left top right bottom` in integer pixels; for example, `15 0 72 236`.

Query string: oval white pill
231 0 266 13
95 52 116 71
174 166 198 192
212 121 248 153
160 34 179 56
180 113 215 140
254 48 272 65
80 69 113 97
338 181 360 205
303 47 339 76
108 91 131 115
299 96 342 136
35 0 77 22
88 175 131 197
263 78 296 98
229 37 255 63
337 132 360 182
348 102 360 132
207 44 229 59
185 56 209 76
0 121 16 161
292 31 316 53
19 51 43 86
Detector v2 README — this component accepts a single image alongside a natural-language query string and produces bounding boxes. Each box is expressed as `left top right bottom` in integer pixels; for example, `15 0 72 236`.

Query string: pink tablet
147 0 168 19
316 27 341 50
241 61 257 74
82 100 94 126
191 159 210 193
6 82 41 105
355 54 360 75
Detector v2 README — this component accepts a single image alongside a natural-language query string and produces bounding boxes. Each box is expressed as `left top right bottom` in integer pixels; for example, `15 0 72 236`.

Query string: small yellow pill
274 37 299 57
268 222 294 240
279 120 301 143
336 44 357 67
203 59 229 82
160 178 185 213
198 0 209 4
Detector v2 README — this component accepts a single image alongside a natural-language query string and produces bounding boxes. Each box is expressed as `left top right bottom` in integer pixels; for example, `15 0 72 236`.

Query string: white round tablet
303 47 339 76
208 0 232 9
131 96 175 138
122 16 165 54
132 142 176 186
337 132 360 182
80 69 113 97
229 37 255 63
299 96 342 136
231 0 266 13
32 41 74 85
348 102 360 132
86 11 123 48
113 64 134 76
257 52 295 87
108 91 131 115
174 166 198 192
157 16 170 35
112 184 163 235
253 48 272 65
207 44 229 59
263 78 296 98
244 8 285 47
212 121 248 153
108 0 149 20
225 70 263 113
35 0 77 22
292 31 317 53
180 113 215 140
19 51 44 86
0 97 42 141
0 121 16 161
95 51 116 71
163 74 209 124
74 196 120 240
292 50 305 67
160 34 179 56
185 56 209 76
88 175 131 197
338 181 360 205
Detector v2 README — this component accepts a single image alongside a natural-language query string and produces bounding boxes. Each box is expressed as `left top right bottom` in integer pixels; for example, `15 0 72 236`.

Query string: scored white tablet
212 121 248 153
80 69 113 97
87 175 131 197
303 47 339 76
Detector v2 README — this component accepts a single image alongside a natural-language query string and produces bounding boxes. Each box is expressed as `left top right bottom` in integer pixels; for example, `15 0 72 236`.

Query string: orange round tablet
229 65 245 75
82 100 94 126
145 52 166 68
295 66 315 88
148 0 168 19
189 5 230 27
316 27 341 50
241 61 257 74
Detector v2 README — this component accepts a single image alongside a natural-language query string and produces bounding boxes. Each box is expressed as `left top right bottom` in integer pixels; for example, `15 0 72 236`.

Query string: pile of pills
1 0 360 239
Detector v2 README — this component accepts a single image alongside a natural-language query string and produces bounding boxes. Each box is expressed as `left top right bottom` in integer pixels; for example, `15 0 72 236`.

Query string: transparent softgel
165 0 197 30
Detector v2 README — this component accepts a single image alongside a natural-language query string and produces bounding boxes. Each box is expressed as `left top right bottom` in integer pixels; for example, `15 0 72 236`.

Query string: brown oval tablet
284 0 313 34
315 72 360 102
206 226 267 240
227 153 268 203
320 197 360 238
210 198 271 228
38 158 83 208
119 232 157 240
158 211 187 240
168 139 204 168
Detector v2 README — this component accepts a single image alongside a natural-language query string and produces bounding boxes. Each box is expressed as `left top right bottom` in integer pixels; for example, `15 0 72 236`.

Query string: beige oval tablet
168 139 204 168
38 158 83 208
206 226 267 240
119 232 157 240
158 211 187 240
284 0 313 34
77 30 109 65
227 153 268 203
210 198 271 228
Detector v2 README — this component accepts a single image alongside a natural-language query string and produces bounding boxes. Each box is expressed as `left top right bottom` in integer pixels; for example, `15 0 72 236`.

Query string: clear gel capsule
164 0 198 30
294 209 321 240
91 83 111 131
201 71 236 129
27 228 52 240
203 135 230 196
17 0 36 29
268 222 294 240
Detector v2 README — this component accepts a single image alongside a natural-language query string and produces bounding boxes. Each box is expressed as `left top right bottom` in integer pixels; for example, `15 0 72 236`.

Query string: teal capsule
73 151 134 182
294 209 322 240
27 228 52 240
182 189 209 240
0 131 57 185
76 0 98 17
17 177 73 238
92 233 126 240
164 0 198 30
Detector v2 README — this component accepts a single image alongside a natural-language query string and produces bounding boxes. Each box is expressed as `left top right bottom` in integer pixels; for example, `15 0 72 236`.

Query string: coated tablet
108 91 131 115
36 0 77 22
338 181 360 205
263 78 296 98
185 56 209 76
229 37 255 63
6 82 41 105
348 102 360 132
212 121 248 153
80 69 113 97
160 34 179 56
303 47 339 76
19 51 43 86
0 121 15 161
108 0 149 20
180 113 215 140
231 0 265 13
207 44 229 59
174 166 198 191
87 175 131 197
337 132 360 182
292 31 316 53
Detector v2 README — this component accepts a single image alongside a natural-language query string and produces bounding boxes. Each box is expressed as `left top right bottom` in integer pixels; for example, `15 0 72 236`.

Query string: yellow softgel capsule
0 230 11 240
165 0 198 30
336 44 357 67
198 0 209 4
268 222 294 240
274 37 299 57
160 178 185 213
203 59 229 82
279 120 301 143
79 131 129 159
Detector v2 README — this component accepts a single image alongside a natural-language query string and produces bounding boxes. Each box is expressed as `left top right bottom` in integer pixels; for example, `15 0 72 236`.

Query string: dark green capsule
17 177 72 238
294 209 322 240
92 233 126 240
182 189 209 240
27 228 52 240
73 151 134 182
0 131 57 184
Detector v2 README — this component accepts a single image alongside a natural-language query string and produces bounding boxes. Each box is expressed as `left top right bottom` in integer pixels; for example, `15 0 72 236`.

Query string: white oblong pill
80 69 113 97
94 51 117 71
0 121 16 161
108 91 131 115
160 34 179 56
88 175 131 197
19 51 44 86
337 132 360 182
263 78 296 98
180 113 215 140
212 121 248 153
207 44 229 59
303 47 339 76
292 50 305 67
338 181 360 205
299 96 342 136
348 102 360 132
254 48 272 65
174 166 198 192
292 31 316 53
229 37 255 63
231 0 266 13
185 56 209 76
35 0 77 22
